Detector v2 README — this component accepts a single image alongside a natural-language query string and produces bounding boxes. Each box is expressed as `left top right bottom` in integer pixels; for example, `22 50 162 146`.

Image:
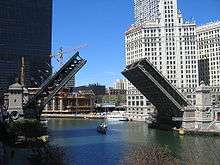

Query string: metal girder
23 52 86 118
122 58 189 117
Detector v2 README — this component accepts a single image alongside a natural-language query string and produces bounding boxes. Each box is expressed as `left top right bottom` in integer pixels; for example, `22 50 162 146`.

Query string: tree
8 119 47 142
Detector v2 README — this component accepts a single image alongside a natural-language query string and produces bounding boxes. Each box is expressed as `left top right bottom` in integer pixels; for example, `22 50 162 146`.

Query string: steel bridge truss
23 52 87 118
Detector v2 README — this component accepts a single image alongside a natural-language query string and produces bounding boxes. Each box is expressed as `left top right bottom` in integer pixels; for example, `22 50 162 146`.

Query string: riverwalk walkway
42 113 106 119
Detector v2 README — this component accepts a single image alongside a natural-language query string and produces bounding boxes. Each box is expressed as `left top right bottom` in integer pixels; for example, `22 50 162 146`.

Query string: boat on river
97 123 107 134
106 111 128 121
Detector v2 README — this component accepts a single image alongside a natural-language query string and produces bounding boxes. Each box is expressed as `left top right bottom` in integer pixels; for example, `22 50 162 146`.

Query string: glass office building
0 0 52 99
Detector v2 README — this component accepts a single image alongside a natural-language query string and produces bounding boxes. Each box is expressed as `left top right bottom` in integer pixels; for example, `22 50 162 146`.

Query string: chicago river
48 119 220 165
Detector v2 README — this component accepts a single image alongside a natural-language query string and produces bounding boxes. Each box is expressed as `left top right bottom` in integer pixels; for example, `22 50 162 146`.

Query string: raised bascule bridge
122 58 190 129
23 52 87 119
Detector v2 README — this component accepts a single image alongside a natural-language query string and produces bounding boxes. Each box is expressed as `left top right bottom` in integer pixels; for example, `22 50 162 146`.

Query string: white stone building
134 0 161 24
113 79 126 90
197 21 220 86
125 0 198 121
182 82 220 131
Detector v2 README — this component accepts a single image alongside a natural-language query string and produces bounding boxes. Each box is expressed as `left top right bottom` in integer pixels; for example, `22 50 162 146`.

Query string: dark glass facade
73 84 106 96
198 59 210 85
0 0 52 99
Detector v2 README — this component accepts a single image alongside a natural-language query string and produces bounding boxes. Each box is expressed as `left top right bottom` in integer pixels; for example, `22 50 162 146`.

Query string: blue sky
52 0 220 87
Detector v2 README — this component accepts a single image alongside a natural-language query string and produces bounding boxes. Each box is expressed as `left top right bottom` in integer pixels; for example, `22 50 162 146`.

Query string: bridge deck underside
122 59 189 118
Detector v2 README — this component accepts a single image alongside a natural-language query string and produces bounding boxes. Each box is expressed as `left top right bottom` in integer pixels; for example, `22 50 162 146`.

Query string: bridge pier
148 110 183 130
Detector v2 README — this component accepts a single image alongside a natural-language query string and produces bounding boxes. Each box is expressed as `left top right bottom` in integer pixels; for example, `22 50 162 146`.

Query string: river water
48 118 220 165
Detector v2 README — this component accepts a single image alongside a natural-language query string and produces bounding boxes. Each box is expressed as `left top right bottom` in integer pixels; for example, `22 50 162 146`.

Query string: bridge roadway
122 58 190 129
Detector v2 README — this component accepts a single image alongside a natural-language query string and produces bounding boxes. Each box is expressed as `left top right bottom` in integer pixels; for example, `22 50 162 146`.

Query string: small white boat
97 123 107 134
106 111 128 121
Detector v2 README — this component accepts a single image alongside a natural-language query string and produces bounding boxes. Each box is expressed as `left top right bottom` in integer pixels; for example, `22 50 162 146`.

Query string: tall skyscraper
0 0 52 99
125 0 198 121
134 0 160 24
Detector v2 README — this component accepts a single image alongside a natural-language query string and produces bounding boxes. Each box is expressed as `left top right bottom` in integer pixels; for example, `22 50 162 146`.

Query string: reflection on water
48 119 220 165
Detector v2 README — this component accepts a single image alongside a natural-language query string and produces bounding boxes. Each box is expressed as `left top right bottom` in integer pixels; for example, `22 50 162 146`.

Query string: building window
217 113 220 121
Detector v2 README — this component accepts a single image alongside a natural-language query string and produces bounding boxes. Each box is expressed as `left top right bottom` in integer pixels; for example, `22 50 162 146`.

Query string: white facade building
113 79 126 90
134 0 160 24
125 0 198 121
197 21 220 86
